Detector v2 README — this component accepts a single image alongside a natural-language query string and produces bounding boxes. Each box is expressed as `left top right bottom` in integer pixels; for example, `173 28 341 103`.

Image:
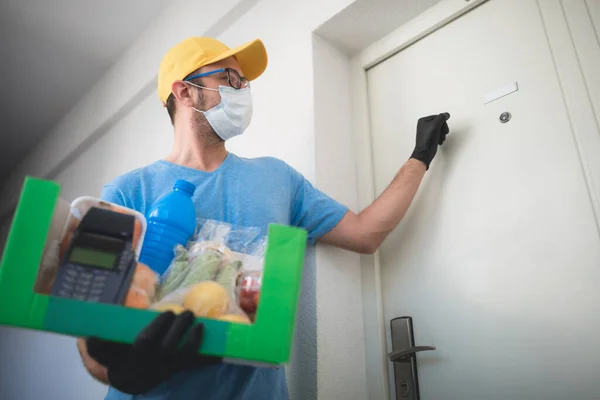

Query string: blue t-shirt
100 153 348 400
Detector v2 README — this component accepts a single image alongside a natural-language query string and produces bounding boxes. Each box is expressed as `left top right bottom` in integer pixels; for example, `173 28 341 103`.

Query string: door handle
390 317 435 400
388 346 436 362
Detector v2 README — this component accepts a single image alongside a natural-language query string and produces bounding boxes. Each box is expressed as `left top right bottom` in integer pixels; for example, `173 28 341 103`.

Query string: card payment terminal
51 206 137 305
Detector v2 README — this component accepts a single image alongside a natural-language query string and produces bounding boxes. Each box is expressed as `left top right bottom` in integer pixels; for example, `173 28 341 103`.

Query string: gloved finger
420 115 437 123
439 123 450 145
107 368 161 396
178 322 204 356
86 337 130 367
193 354 224 368
433 113 450 126
134 311 177 352
160 311 196 354
167 323 218 374
441 122 450 135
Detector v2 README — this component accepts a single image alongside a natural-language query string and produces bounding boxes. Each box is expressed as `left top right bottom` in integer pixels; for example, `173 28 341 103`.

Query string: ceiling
315 0 443 55
0 0 167 181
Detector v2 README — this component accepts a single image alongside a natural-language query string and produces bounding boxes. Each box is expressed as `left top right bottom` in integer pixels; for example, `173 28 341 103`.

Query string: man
76 36 450 399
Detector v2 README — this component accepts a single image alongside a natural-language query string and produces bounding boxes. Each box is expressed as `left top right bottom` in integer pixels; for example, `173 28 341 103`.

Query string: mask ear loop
185 81 219 92
185 81 219 113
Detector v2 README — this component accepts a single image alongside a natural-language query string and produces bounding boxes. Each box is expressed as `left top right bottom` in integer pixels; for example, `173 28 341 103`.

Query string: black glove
86 310 221 395
410 112 451 169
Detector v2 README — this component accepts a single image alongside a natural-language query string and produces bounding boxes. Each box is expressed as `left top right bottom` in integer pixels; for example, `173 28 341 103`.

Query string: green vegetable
173 244 188 263
157 245 191 300
179 251 222 288
215 260 242 293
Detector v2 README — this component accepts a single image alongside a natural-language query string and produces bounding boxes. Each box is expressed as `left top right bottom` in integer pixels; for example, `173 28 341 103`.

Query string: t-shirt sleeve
100 184 134 209
288 165 349 245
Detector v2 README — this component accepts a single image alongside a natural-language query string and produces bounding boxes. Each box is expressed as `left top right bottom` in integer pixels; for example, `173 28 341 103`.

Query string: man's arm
320 159 426 254
76 338 110 385
320 113 450 254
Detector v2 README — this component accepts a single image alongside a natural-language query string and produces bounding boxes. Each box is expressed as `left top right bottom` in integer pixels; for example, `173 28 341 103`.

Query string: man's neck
165 125 228 172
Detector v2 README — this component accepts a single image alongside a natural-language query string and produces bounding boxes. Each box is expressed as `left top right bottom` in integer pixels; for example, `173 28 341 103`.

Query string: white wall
312 35 368 399
0 0 372 399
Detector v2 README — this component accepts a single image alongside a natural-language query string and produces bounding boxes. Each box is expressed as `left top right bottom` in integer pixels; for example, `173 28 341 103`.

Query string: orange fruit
124 287 150 309
132 262 158 299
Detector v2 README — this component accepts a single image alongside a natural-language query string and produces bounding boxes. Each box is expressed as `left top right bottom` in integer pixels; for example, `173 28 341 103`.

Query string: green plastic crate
0 177 307 365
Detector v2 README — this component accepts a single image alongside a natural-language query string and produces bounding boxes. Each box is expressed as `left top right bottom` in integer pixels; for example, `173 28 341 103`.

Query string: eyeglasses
184 68 249 90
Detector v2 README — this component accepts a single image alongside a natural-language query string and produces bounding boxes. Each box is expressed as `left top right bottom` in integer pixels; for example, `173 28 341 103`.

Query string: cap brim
208 39 268 81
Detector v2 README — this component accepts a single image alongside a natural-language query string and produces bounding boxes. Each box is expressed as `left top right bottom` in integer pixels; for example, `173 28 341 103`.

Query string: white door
366 0 600 399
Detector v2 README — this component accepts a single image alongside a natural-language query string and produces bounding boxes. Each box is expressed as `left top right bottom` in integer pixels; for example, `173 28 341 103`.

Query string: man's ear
171 81 195 107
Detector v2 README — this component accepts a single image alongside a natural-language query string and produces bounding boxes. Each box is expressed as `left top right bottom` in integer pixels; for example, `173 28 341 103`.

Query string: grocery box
0 177 307 366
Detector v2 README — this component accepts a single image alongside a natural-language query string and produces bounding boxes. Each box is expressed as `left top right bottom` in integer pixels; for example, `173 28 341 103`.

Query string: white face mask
188 82 253 141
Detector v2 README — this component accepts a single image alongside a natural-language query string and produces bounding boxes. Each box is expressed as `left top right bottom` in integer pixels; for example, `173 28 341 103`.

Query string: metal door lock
390 317 436 400
500 112 512 123
399 381 410 398
389 345 437 362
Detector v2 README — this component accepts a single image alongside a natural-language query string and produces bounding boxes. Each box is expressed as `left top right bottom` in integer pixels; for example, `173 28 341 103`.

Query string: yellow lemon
218 313 251 324
151 303 186 314
183 281 229 318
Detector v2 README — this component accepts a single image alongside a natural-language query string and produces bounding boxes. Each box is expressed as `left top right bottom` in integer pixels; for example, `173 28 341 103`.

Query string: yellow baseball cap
158 36 268 104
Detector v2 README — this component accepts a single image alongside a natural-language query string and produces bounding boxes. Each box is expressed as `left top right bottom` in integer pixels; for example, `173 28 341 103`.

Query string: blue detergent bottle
139 179 197 275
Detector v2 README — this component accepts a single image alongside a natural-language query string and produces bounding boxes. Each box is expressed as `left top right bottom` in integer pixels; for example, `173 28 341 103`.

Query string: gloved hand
410 112 451 169
86 310 221 395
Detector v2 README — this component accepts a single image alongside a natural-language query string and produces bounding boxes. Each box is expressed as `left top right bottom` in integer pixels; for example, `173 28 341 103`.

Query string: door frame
348 0 600 398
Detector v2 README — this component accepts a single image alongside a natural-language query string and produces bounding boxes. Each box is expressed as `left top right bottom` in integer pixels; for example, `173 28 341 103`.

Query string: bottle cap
174 179 196 196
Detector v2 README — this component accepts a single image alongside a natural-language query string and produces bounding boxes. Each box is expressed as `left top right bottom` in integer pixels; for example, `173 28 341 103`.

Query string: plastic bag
153 219 266 323
34 239 61 295
31 196 158 312
124 262 160 309
234 236 266 319
157 241 243 301
236 270 262 318
33 198 74 294
151 281 251 324
33 197 147 297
